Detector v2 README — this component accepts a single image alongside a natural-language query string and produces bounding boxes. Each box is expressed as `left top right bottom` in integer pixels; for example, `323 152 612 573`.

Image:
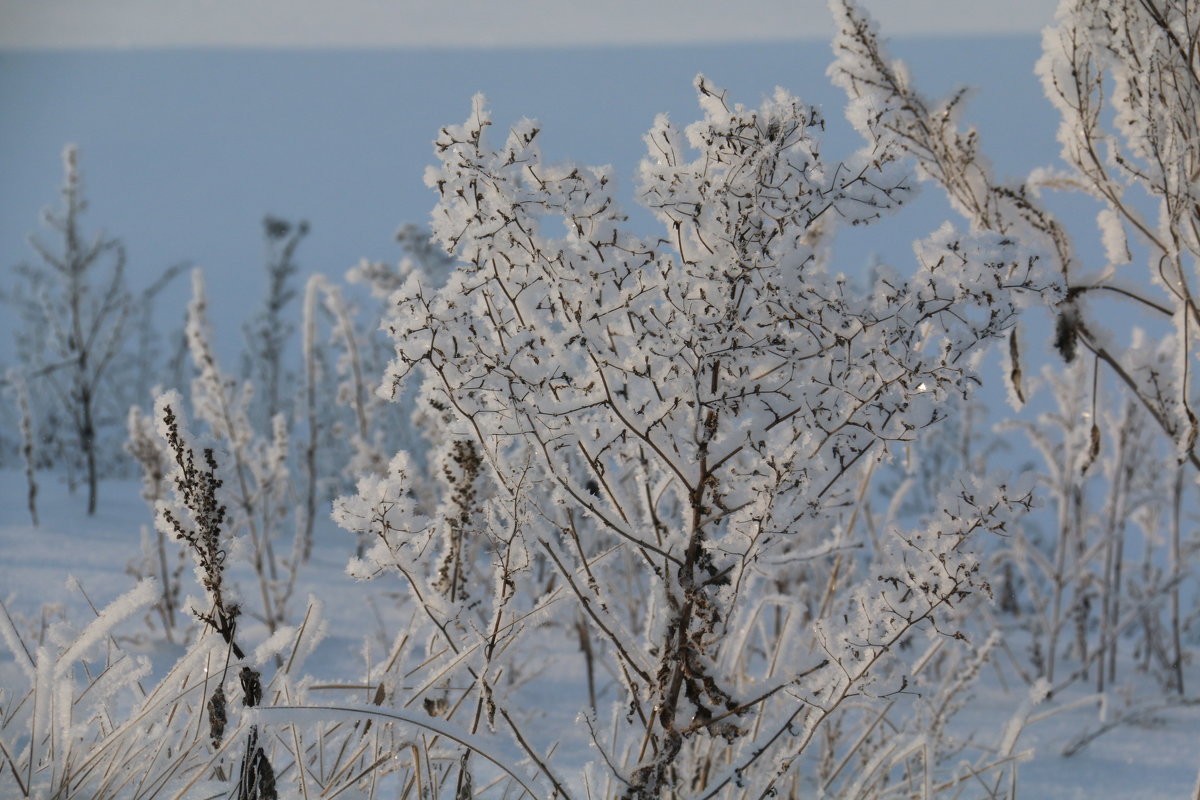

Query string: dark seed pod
1081 423 1100 475
1054 305 1079 363
207 684 227 747
240 666 263 708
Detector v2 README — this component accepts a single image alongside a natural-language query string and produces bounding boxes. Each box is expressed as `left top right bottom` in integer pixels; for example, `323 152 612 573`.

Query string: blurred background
0 1 1058 359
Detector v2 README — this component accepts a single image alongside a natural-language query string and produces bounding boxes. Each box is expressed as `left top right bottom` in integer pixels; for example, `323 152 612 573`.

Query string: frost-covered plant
124 404 187 641
832 0 1200 708
0 577 328 799
0 579 158 798
832 0 1200 500
1032 0 1200 697
335 68 1050 795
1033 0 1200 462
243 215 308 432
999 360 1102 685
3 393 334 800
154 396 279 799
1 146 186 513
345 223 459 479
3 147 133 515
992 355 1181 699
179 270 299 635
828 0 1073 293
299 274 392 560
5 368 40 527
301 229 459 557
304 275 391 486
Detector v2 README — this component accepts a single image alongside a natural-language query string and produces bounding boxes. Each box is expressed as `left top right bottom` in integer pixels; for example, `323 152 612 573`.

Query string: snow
1 459 1198 793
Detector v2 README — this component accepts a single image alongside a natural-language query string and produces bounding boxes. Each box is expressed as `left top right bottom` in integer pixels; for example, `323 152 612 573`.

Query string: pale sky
0 0 1057 49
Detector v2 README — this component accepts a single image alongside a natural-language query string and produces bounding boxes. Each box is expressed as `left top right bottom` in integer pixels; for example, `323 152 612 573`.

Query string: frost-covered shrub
335 57 1053 793
2 147 185 514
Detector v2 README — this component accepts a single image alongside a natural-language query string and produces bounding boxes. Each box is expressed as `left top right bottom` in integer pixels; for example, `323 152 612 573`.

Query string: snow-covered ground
2 471 1196 797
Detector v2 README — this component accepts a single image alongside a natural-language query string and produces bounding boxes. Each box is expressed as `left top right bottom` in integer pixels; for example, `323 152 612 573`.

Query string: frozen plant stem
158 401 276 799
187 270 291 634
1170 465 1184 694
10 369 39 527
